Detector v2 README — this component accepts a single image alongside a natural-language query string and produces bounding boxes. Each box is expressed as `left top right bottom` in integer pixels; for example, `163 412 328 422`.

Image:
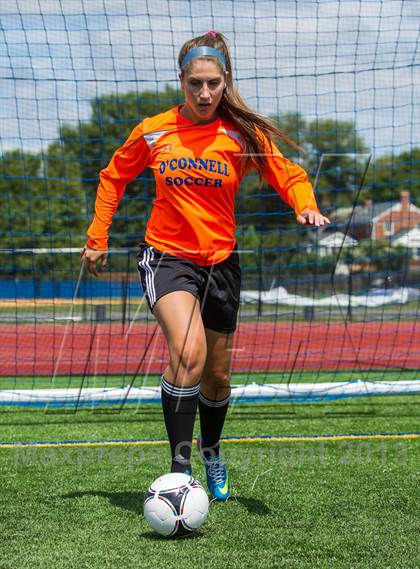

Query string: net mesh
0 0 419 407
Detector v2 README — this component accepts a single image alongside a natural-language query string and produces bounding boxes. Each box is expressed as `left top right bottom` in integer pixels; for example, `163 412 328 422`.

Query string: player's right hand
80 246 108 277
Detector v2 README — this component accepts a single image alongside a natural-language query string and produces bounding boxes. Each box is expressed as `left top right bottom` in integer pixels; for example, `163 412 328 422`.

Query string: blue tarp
0 279 143 299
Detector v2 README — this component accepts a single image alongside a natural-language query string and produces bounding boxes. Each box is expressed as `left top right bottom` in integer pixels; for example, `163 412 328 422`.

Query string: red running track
0 321 418 376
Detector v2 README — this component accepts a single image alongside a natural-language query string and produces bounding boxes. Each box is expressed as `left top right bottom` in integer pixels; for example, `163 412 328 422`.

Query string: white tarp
240 286 411 307
1 380 419 406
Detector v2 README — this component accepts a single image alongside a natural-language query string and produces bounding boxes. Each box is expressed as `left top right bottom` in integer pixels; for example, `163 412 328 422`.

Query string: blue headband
180 46 226 69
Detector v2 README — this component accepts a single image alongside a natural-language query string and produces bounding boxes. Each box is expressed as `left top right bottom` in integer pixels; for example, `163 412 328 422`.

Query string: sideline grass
0 369 418 390
0 397 419 569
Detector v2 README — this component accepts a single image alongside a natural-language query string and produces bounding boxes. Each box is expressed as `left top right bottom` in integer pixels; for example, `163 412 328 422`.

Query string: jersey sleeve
86 123 150 250
260 134 319 215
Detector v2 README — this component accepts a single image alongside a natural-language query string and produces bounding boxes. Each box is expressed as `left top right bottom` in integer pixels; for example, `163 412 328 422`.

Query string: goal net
1 0 419 408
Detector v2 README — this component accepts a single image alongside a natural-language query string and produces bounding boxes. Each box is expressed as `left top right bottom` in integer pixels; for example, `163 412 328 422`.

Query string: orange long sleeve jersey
87 105 319 265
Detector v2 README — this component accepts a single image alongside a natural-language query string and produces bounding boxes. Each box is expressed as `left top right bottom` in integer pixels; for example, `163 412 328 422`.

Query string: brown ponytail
178 32 302 177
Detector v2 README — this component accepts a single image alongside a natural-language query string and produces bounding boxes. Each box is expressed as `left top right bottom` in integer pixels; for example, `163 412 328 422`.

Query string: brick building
333 191 420 241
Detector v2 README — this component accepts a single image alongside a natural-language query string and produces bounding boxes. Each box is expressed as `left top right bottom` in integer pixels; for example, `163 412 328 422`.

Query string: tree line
0 85 418 281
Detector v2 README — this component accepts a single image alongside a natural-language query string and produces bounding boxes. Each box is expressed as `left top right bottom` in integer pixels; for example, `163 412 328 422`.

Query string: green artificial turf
0 369 417 390
0 397 419 569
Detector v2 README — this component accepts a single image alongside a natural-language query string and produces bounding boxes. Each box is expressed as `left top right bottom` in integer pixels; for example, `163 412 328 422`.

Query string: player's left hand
297 209 331 227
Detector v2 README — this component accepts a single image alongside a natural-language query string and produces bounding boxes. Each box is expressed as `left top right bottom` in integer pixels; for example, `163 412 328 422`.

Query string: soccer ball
143 473 209 537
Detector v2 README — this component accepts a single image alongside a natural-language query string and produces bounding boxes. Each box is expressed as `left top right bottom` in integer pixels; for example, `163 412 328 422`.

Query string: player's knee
202 369 231 391
171 345 205 382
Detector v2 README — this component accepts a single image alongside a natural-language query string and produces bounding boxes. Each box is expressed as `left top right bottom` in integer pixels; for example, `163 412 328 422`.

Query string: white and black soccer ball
143 473 209 537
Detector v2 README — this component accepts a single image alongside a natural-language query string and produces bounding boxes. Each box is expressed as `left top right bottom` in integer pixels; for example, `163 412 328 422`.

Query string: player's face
180 59 227 122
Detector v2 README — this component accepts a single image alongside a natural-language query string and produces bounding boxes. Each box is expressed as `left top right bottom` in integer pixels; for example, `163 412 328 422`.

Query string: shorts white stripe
138 246 156 306
146 248 156 305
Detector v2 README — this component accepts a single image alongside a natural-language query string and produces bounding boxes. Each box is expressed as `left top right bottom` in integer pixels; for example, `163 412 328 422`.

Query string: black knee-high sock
198 392 230 457
161 375 200 473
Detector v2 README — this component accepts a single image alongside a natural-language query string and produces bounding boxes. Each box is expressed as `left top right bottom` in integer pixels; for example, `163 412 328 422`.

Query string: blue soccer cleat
197 437 230 501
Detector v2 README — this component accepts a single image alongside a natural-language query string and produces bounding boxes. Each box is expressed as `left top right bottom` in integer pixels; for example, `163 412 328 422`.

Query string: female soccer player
82 31 330 501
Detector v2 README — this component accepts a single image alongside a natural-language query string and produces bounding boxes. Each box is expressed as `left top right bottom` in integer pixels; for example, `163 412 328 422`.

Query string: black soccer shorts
137 242 241 333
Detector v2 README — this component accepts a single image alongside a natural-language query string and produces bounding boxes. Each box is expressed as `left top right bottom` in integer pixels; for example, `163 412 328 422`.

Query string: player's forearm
284 179 320 215
261 133 319 215
266 157 319 215
86 172 126 250
86 123 149 250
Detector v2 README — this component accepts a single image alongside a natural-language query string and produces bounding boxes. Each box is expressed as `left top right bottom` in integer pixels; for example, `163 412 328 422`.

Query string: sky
0 0 419 156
